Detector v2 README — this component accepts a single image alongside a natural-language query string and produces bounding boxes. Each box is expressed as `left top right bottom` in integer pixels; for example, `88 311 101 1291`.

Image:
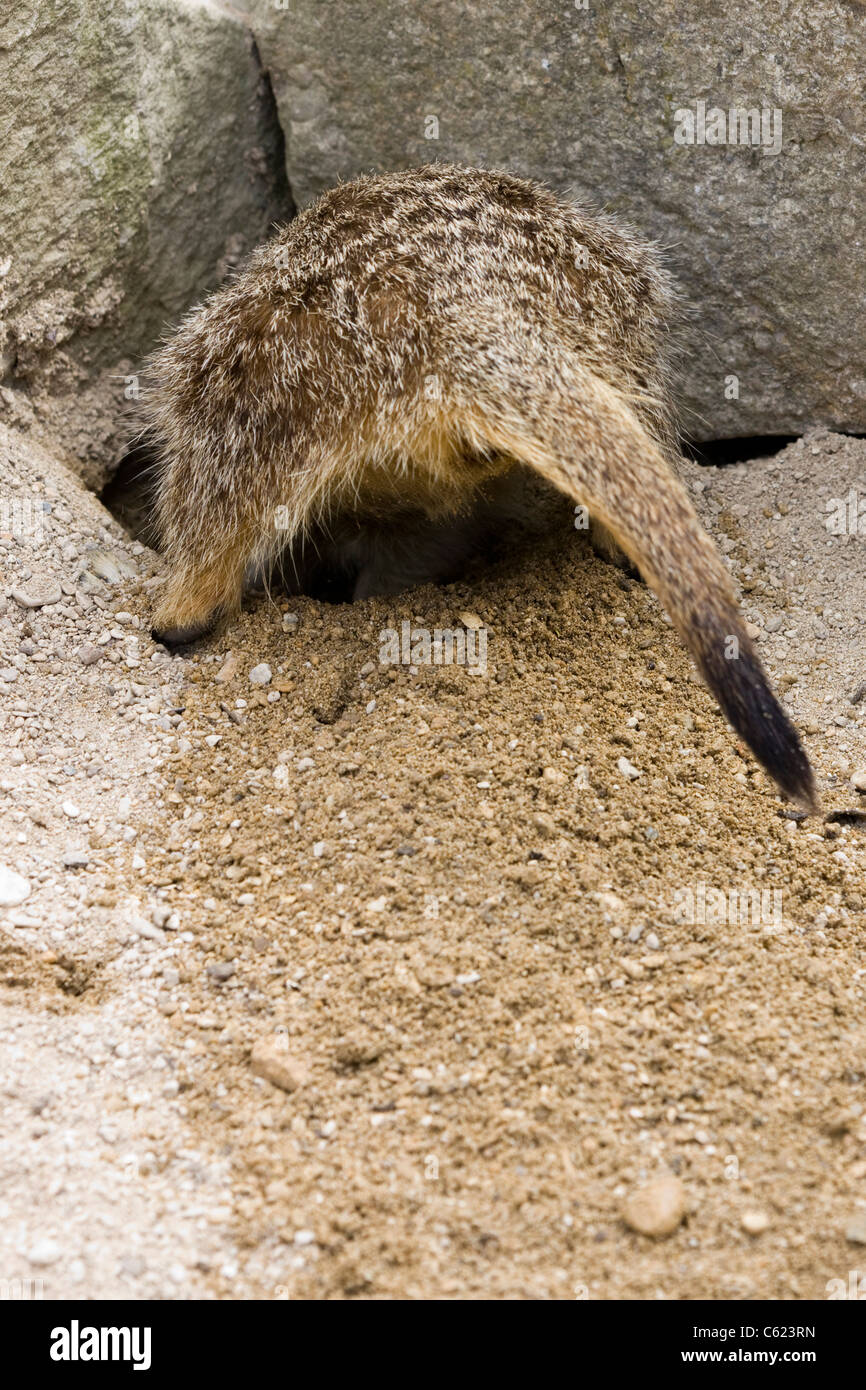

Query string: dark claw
151 617 219 647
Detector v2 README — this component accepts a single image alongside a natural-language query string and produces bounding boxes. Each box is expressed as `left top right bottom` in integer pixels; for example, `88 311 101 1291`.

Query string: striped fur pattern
142 164 817 811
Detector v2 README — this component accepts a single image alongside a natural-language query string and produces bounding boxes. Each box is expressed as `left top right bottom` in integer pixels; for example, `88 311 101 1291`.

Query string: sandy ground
1 419 865 1300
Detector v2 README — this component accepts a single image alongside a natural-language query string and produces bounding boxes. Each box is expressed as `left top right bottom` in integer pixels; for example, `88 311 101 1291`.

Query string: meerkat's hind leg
589 516 640 576
151 537 253 646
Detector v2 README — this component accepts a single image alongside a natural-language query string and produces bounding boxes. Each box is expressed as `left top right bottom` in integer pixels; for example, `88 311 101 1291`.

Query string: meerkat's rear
143 164 817 812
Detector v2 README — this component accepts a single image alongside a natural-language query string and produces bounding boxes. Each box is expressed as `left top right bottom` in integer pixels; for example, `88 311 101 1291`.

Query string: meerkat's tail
455 331 818 812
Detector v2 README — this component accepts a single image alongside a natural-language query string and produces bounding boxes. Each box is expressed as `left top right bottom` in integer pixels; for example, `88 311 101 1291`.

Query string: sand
1 423 865 1298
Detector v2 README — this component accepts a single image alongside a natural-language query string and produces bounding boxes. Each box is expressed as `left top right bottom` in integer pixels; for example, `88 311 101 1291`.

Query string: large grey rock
0 0 292 486
244 0 866 440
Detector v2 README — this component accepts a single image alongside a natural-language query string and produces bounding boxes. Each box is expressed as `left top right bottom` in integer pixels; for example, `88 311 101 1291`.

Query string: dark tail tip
695 616 820 815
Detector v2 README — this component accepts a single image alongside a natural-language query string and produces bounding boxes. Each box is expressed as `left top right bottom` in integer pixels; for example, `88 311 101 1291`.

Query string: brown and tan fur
142 164 817 811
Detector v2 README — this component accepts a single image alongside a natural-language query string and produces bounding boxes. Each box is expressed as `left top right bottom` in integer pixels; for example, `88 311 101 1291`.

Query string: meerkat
142 163 817 812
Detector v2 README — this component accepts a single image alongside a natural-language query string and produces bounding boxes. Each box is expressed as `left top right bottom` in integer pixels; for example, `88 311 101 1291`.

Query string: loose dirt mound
1 425 865 1298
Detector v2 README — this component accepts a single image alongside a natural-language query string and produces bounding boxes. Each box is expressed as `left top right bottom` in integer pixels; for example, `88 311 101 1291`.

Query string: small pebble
249 663 272 686
250 1035 307 1092
851 770 866 793
0 865 31 907
617 756 641 780
741 1210 770 1235
27 1237 62 1267
12 584 61 609
215 652 238 683
130 913 163 941
543 765 566 784
845 1213 866 1245
622 1176 686 1237
206 961 236 983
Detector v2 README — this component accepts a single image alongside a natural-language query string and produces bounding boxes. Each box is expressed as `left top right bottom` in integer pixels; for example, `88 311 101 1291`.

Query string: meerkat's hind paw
151 607 225 647
151 582 232 647
151 550 247 647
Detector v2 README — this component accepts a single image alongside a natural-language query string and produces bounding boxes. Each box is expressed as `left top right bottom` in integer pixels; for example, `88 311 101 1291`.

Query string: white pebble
617 756 641 780
12 585 61 609
249 663 272 686
741 1210 770 1235
131 914 163 941
0 865 31 907
27 1237 62 1267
